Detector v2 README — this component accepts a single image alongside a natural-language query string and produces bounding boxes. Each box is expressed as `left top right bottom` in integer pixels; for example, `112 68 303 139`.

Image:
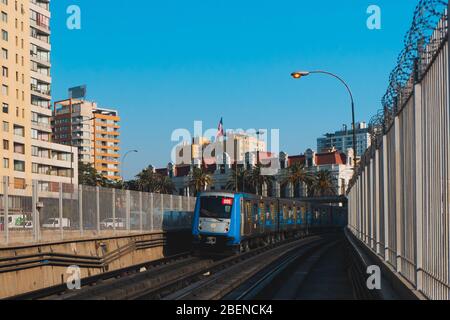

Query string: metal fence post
3 177 9 245
139 191 143 233
59 182 63 240
112 188 116 235
187 193 190 212
96 186 100 234
126 190 131 231
394 116 403 273
32 180 38 242
414 82 424 292
150 193 154 232
79 185 83 236
161 193 164 231
382 135 390 263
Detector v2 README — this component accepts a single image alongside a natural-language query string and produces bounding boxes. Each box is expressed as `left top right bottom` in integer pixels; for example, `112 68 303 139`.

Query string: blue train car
192 191 343 254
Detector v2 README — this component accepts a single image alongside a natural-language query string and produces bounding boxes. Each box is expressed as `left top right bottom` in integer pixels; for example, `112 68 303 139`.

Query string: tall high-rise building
53 98 121 181
317 122 370 157
1 0 77 195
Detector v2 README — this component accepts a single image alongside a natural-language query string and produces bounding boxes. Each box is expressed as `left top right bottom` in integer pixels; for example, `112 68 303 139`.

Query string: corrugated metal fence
348 14 449 300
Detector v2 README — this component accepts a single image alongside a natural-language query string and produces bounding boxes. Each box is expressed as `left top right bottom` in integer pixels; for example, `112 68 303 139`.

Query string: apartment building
53 98 121 181
317 122 371 157
1 0 77 195
175 133 267 166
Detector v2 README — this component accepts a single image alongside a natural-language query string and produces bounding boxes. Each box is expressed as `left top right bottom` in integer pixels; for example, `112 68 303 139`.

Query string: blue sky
50 0 418 179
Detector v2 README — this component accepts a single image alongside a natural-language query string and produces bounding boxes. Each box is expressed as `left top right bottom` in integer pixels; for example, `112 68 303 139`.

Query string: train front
192 192 239 253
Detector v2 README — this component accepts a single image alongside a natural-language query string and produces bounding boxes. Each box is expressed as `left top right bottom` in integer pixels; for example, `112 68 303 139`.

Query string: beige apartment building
175 133 266 166
53 98 121 181
1 0 77 195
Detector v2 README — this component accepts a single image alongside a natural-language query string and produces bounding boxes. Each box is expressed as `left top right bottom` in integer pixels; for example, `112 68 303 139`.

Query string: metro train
192 191 346 254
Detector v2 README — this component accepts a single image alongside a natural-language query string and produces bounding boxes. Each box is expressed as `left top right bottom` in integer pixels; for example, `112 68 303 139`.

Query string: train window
259 202 265 222
253 204 258 226
199 196 233 219
270 203 276 220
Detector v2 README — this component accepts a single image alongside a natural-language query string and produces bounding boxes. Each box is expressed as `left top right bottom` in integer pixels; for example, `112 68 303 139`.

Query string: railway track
226 238 341 300
16 233 340 300
133 235 329 300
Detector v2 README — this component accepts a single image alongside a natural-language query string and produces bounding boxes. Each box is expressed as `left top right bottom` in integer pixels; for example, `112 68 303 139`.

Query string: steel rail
230 240 337 300
154 235 326 300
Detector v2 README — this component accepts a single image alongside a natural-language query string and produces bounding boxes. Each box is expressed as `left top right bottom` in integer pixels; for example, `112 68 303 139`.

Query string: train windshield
199 196 233 220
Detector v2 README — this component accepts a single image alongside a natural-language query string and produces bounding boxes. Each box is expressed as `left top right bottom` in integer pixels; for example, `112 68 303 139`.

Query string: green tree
246 164 274 196
157 175 176 194
189 167 212 195
309 170 337 197
226 166 252 193
282 163 313 197
134 166 175 194
78 162 107 187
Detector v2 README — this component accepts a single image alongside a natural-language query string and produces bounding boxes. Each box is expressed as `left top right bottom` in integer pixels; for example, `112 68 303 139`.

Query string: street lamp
291 70 358 168
121 150 138 186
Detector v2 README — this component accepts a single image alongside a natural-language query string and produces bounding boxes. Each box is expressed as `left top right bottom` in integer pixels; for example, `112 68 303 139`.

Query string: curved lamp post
291 70 357 168
121 150 138 186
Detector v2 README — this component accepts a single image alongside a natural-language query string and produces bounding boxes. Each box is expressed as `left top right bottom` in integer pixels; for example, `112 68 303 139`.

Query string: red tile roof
288 150 346 166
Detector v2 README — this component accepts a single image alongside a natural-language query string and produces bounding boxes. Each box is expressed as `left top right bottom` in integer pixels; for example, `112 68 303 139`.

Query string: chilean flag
216 117 224 139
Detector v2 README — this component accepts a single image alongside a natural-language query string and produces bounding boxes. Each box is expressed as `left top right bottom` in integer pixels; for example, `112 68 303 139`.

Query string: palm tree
309 170 337 197
226 166 252 192
136 166 161 192
282 163 313 197
246 164 274 196
132 166 174 194
157 175 176 194
189 167 212 195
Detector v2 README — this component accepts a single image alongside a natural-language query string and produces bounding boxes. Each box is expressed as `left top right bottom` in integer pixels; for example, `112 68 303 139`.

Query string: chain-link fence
0 180 195 247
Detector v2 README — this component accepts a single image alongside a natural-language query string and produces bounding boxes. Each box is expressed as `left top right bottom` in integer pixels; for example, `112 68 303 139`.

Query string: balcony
31 84 51 100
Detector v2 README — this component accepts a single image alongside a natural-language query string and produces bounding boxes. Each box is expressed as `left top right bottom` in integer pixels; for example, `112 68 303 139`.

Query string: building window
13 142 24 154
13 125 24 137
14 177 25 190
1 66 7 78
3 158 9 169
3 139 9 150
1 29 7 41
2 102 8 113
13 160 25 172
1 11 7 23
2 121 8 132
31 146 38 156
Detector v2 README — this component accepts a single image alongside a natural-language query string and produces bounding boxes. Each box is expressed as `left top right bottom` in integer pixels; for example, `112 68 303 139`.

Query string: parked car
100 218 125 229
0 214 32 229
42 218 71 229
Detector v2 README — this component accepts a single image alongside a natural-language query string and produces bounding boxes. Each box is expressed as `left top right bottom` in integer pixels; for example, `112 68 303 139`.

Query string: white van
0 214 30 229
42 218 71 228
